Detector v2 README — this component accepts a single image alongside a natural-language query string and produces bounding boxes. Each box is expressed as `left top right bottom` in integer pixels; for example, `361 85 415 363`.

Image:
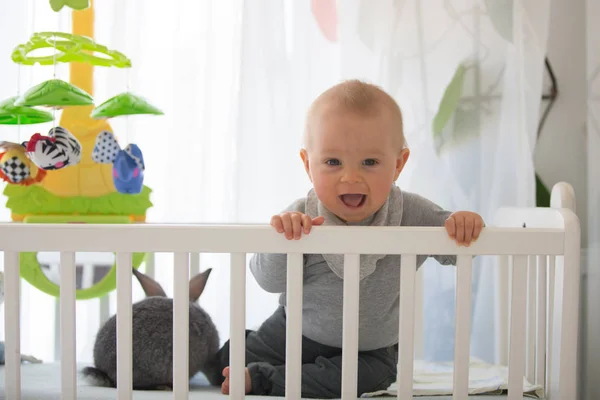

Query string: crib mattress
0 362 544 400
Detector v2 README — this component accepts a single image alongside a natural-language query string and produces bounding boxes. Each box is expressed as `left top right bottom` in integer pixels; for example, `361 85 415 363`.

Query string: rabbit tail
81 366 116 387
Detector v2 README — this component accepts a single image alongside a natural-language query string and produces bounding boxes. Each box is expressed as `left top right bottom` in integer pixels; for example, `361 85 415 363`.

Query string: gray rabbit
81 267 221 389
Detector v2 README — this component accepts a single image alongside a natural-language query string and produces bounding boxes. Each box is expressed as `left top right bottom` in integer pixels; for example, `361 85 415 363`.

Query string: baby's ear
394 148 410 180
300 149 312 180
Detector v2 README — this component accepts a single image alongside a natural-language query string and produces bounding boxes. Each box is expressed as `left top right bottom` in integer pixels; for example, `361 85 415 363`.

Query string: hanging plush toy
22 126 82 170
91 131 145 194
0 141 47 185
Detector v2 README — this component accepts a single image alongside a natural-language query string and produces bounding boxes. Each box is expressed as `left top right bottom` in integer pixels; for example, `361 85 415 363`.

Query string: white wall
536 0 597 398
535 0 587 245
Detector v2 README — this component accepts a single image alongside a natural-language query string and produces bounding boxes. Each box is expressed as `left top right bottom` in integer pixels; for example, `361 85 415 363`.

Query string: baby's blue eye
326 159 341 166
363 159 377 166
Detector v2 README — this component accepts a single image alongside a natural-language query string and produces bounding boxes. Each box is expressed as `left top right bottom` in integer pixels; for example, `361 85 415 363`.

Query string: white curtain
0 0 551 367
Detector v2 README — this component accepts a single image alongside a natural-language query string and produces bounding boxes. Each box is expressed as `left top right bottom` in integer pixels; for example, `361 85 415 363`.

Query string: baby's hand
445 211 484 247
270 212 325 240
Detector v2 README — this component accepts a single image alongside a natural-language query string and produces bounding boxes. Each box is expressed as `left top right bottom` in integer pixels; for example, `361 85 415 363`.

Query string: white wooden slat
546 255 555 396
508 255 528 400
117 252 133 400
526 255 536 383
496 255 509 366
536 255 547 386
230 253 246 400
145 252 155 278
453 255 473 399
60 251 77 400
398 254 417 400
4 251 21 400
552 213 580 400
99 294 110 327
414 268 424 360
0 224 565 256
189 252 200 277
286 253 303 400
173 252 190 399
341 254 360 400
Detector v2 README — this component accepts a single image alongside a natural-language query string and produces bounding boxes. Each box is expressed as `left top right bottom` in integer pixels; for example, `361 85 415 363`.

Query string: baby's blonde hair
304 79 406 150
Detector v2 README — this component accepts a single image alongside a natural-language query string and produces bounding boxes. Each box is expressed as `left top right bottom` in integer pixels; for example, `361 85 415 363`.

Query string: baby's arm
249 198 318 293
249 252 289 293
401 192 484 264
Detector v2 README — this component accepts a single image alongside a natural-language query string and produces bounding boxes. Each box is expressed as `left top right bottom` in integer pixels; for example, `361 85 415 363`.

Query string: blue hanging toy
91 131 145 194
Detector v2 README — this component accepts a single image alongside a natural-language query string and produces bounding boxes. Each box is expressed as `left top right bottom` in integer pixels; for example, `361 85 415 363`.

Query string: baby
216 80 484 397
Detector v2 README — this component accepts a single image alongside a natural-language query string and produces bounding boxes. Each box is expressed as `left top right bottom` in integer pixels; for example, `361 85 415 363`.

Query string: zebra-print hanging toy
23 126 82 170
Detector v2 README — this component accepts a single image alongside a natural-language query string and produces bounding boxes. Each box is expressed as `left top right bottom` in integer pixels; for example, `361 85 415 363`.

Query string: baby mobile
0 0 163 208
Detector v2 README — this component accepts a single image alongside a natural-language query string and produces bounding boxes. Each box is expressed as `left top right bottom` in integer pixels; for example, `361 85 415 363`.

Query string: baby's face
301 108 409 223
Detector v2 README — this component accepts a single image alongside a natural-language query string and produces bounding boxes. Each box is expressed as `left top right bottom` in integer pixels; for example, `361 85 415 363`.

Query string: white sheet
362 358 544 398
0 359 544 399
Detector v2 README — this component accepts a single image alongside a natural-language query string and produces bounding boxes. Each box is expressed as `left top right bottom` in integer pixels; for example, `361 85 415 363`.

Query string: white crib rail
0 213 579 400
493 181 578 400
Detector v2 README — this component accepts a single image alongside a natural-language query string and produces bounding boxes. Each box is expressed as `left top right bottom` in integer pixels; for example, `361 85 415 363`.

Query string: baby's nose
341 169 362 183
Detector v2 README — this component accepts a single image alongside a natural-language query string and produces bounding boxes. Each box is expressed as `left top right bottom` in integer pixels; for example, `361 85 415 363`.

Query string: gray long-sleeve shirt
249 185 456 351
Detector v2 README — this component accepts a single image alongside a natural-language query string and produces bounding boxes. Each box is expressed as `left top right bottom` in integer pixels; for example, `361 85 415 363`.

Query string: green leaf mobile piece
90 92 164 119
432 63 467 137
49 0 89 12
12 32 131 68
15 79 94 108
0 96 54 125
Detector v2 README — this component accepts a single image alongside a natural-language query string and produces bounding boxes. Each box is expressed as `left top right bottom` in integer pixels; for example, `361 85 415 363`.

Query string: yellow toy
0 0 163 299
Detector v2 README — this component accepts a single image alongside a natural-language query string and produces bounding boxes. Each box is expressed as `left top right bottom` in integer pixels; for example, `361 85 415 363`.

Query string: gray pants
216 306 397 398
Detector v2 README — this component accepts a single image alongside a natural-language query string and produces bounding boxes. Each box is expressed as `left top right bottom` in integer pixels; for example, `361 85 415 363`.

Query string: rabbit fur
81 267 221 389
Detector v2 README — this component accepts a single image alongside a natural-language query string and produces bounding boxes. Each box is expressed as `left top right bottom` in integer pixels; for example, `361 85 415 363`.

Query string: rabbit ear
132 268 167 297
189 268 212 302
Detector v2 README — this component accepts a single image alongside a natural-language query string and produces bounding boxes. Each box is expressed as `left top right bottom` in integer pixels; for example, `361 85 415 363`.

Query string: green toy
0 96 54 125
15 79 94 108
91 92 164 119
12 32 131 68
19 215 146 300
49 0 90 12
0 2 159 302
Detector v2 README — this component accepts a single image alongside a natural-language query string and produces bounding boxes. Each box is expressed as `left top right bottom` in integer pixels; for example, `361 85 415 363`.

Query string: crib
0 182 580 400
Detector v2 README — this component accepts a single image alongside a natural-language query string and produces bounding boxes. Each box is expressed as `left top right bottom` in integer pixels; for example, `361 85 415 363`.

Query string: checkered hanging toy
0 141 47 185
91 130 145 194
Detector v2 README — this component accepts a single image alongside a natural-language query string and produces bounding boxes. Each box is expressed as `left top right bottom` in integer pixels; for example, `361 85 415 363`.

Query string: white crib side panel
341 254 360 400
495 255 510 366
286 253 303 400
414 267 424 360
550 182 576 212
117 252 133 400
546 255 556 395
229 253 247 400
526 255 537 383
453 255 473 399
4 251 20 400
59 251 77 400
536 255 547 387
508 255 528 400
550 209 581 400
173 252 190 398
398 255 417 400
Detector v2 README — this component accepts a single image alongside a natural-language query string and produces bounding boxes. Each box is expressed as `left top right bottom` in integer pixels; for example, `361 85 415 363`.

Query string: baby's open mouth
340 194 367 208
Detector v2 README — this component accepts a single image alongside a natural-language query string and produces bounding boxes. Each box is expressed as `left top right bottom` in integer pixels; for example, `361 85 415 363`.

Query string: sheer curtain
0 0 550 366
